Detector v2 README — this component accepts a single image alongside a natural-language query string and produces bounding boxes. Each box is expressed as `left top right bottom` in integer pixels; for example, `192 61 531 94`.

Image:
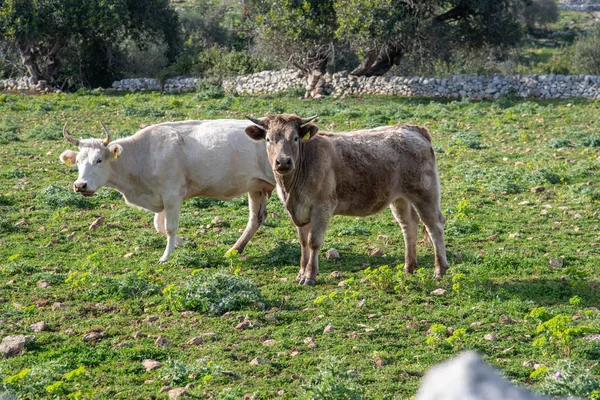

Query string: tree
524 0 559 29
0 0 181 86
249 0 337 74
335 0 530 76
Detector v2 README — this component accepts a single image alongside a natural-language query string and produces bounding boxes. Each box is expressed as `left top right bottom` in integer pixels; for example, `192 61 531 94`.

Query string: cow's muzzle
73 182 95 197
275 157 294 175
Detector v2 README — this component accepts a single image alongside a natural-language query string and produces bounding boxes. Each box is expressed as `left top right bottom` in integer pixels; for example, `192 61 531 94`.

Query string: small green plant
0 119 21 143
194 79 225 100
540 360 600 398
26 122 63 140
300 358 365 400
362 265 403 292
170 271 263 315
548 138 574 148
448 131 486 149
426 323 448 347
161 358 216 387
36 184 93 209
533 314 597 356
445 328 467 350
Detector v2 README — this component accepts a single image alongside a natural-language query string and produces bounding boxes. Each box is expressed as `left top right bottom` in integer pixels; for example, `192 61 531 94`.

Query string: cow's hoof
157 257 168 264
295 272 303 282
301 279 316 286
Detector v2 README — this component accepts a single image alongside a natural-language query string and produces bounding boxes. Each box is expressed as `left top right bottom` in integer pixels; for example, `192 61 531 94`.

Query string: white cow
60 120 275 263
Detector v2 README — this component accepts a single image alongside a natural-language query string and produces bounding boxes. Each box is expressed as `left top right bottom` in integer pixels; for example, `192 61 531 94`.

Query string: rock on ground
0 335 28 357
415 351 550 400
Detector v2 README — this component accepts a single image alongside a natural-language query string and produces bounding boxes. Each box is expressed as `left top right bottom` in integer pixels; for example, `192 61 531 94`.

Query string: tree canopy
0 0 181 86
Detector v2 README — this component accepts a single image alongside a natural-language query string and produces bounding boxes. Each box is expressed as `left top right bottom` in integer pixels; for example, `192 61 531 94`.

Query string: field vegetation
0 91 599 398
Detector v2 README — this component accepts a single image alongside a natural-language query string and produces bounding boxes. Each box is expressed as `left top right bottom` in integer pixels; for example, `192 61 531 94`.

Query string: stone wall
559 0 600 10
223 69 600 100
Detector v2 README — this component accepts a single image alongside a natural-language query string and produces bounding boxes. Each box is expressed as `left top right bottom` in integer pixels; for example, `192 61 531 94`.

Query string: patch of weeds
161 358 217 387
165 271 263 315
0 119 20 143
93 188 123 200
362 265 402 292
582 136 600 147
91 273 159 300
170 249 208 269
496 90 518 109
539 360 600 398
549 138 574 148
35 184 93 209
1 168 25 179
525 168 563 185
300 358 365 400
448 131 486 149
123 106 165 118
186 197 227 209
567 183 600 202
0 216 15 234
0 193 13 206
486 167 524 194
194 79 225 100
25 122 63 140
446 219 481 235
134 232 165 249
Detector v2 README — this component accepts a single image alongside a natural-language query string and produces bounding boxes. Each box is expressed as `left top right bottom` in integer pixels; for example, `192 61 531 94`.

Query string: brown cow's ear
300 124 319 141
60 150 78 167
245 125 266 141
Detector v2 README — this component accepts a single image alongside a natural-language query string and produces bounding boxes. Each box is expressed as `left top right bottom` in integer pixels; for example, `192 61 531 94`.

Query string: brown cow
245 114 448 285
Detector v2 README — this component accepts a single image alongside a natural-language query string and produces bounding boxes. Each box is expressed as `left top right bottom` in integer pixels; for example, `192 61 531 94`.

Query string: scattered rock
37 280 49 288
548 258 564 268
187 333 217 345
487 234 498 241
531 186 545 193
235 320 251 330
181 311 194 318
0 335 28 357
431 288 447 296
145 315 158 322
483 333 497 341
325 248 340 260
160 386 172 393
89 216 104 231
83 331 104 342
52 302 68 311
374 357 386 367
369 248 384 257
330 271 343 279
64 328 75 335
263 339 277 346
168 387 189 399
323 324 335 334
142 359 161 371
499 315 515 325
155 336 169 347
508 233 521 239
30 321 47 332
132 331 144 339
250 357 269 366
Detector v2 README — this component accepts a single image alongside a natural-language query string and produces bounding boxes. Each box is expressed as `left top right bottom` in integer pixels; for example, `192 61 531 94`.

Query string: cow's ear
108 143 123 159
300 123 319 141
245 125 266 141
60 150 78 167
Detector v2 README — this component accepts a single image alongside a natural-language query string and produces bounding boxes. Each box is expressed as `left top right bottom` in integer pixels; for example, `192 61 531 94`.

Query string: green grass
1 91 600 399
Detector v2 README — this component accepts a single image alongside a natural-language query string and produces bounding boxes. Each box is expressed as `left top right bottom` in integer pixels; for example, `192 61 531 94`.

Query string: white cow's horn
63 123 79 146
246 116 267 127
100 121 112 145
299 115 318 127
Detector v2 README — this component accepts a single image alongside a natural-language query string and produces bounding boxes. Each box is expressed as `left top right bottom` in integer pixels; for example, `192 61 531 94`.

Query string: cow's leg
301 213 330 286
226 190 268 256
158 197 183 264
390 197 419 274
296 224 310 282
409 194 448 278
154 210 184 246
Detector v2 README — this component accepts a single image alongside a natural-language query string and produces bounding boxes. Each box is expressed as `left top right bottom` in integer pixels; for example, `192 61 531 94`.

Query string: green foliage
0 119 21 143
362 265 402 292
193 47 277 79
571 26 600 75
300 359 365 400
524 0 559 28
25 122 63 140
449 131 486 150
540 360 600 398
161 358 217 387
549 138 574 148
169 272 263 315
91 273 159 300
35 184 92 209
533 313 597 356
195 79 225 100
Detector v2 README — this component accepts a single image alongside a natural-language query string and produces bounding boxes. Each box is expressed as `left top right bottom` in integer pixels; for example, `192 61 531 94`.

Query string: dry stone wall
223 69 600 100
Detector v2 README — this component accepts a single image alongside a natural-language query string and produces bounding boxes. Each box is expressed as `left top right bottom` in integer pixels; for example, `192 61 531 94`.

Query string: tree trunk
45 39 66 82
15 40 42 83
350 43 403 77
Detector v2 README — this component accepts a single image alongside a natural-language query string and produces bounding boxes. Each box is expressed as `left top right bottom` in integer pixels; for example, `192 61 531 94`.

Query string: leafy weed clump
539 360 600 398
35 184 93 209
194 79 225 100
581 136 600 147
301 359 365 400
525 168 563 185
486 167 524 194
448 131 487 149
0 119 20 143
25 122 63 140
0 216 15 234
95 273 159 300
548 138 574 148
166 272 263 315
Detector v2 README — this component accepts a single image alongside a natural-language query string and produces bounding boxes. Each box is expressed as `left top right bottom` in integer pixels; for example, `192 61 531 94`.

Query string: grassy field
1 90 600 399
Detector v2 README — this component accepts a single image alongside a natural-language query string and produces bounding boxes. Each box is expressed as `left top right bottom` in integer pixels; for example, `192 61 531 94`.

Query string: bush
171 272 263 315
0 119 21 143
35 184 93 209
540 360 600 398
93 273 159 300
524 0 559 29
301 358 365 400
192 46 277 79
194 78 225 100
582 136 600 147
571 26 600 75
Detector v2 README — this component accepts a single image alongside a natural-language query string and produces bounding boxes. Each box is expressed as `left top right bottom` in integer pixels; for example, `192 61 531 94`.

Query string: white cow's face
60 140 122 196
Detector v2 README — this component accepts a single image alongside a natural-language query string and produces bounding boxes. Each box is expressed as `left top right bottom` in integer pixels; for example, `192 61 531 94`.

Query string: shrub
194 79 225 100
94 273 159 300
35 184 93 209
300 359 365 400
0 216 14 234
582 136 600 147
171 272 263 315
0 119 20 143
524 0 559 29
26 122 63 140
540 360 600 398
571 26 600 75
193 47 277 79
486 168 524 194
448 131 486 149
549 138 574 148
161 358 217 387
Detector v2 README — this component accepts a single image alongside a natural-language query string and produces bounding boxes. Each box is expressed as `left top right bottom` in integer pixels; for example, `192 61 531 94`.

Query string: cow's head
245 114 318 176
59 122 122 196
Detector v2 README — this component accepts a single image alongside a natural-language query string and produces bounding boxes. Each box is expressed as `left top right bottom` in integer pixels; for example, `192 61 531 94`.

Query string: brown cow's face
245 114 319 176
60 140 122 196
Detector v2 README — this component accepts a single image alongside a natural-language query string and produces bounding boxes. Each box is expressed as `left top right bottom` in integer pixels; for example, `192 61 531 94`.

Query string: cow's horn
100 121 112 145
246 116 267 127
299 115 318 126
63 123 79 146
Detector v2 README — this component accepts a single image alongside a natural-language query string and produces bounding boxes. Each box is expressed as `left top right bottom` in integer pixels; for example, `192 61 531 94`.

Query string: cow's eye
97 159 102 164
294 136 298 142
